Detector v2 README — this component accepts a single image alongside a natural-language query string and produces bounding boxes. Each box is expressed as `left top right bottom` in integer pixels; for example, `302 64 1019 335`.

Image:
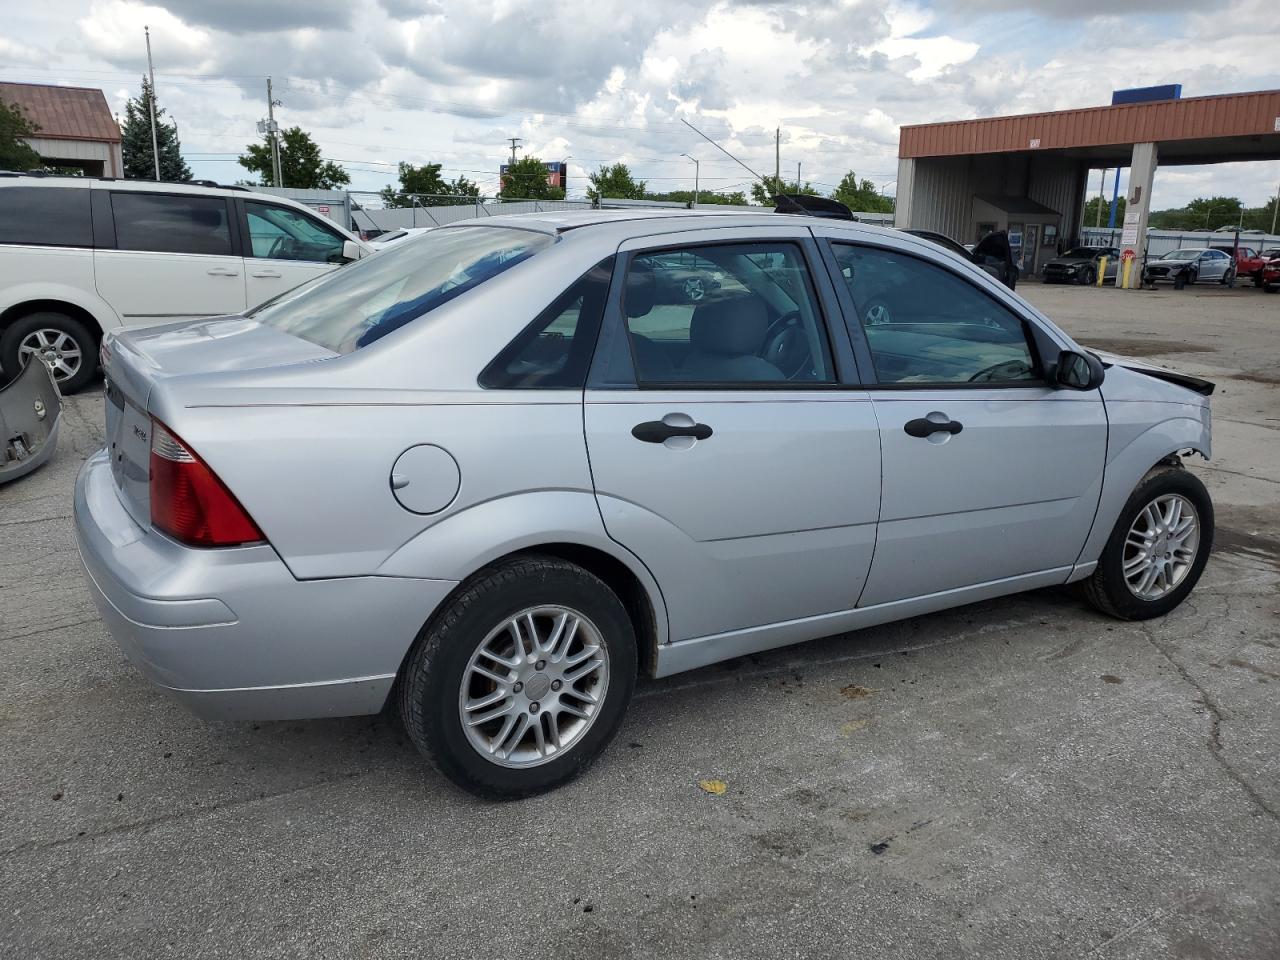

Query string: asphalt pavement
1 282 1277 959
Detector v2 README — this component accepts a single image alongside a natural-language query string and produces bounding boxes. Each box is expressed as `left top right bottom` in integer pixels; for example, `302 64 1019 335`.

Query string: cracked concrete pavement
0 283 1277 958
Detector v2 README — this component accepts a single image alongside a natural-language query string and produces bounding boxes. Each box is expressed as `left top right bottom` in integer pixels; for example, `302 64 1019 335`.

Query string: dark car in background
902 229 1019 290
1041 246 1119 285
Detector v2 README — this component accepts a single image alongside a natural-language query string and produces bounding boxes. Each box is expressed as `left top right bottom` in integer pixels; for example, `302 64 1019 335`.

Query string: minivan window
251 225 554 354
111 193 233 256
0 187 93 247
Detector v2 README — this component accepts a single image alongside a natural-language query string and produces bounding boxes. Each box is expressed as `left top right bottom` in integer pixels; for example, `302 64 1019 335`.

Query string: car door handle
904 416 963 438
632 418 713 443
206 267 240 277
250 269 282 279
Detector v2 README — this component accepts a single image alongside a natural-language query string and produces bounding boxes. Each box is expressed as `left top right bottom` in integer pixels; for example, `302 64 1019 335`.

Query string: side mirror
341 239 363 263
1053 349 1105 391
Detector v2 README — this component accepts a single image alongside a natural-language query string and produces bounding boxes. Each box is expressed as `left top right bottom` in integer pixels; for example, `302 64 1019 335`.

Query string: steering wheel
968 359 1033 383
762 310 811 379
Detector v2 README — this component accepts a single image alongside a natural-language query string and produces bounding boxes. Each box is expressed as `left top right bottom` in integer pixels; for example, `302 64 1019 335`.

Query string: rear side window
481 258 613 389
0 187 92 247
252 225 554 354
110 193 233 256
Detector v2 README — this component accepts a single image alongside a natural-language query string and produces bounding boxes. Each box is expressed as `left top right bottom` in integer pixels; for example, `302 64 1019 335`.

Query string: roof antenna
680 118 850 218
680 118 771 194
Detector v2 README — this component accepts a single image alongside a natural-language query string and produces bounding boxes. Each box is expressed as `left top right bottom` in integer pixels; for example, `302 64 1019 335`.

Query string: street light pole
682 153 699 206
144 26 160 180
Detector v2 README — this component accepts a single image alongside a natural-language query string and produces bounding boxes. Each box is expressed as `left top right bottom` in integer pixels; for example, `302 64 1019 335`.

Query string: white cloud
0 0 1272 207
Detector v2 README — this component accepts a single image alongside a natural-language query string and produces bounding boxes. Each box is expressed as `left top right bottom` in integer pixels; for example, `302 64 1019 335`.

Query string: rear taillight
149 419 264 547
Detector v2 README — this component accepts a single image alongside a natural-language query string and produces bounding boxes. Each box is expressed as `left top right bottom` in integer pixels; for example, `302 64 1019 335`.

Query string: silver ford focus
74 210 1215 797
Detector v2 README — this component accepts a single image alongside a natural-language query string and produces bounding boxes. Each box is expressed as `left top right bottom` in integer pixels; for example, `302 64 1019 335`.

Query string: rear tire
1082 465 1213 621
399 555 637 799
0 311 97 393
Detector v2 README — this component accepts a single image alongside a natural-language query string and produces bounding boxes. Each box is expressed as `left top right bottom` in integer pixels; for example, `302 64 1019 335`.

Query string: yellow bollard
1096 256 1108 287
1120 256 1134 289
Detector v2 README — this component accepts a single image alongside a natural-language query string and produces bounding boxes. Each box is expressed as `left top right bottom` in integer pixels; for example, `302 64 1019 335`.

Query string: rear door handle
632 418 713 444
250 269 282 279
904 416 963 438
206 267 239 277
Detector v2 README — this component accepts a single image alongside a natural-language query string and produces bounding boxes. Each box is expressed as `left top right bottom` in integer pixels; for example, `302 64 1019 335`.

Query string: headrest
624 260 655 318
690 296 768 356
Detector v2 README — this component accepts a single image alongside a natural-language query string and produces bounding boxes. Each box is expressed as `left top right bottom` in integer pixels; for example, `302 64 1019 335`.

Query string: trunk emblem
133 424 148 443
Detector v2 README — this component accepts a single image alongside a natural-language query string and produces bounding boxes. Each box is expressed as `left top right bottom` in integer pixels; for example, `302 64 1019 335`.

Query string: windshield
251 226 554 353
1061 248 1102 258
1161 250 1200 261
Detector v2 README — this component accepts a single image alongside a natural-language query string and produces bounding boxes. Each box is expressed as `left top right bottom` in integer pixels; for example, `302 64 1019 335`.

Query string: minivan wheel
399 555 637 799
1082 465 1213 621
0 311 97 393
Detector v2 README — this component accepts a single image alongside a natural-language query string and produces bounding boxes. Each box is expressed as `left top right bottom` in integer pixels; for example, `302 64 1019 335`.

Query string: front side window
831 243 1039 386
480 258 613 389
623 242 833 386
245 201 346 263
251 225 553 354
0 187 92 247
110 192 232 256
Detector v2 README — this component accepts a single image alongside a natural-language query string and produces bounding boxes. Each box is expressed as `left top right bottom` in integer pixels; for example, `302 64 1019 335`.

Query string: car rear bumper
74 450 458 721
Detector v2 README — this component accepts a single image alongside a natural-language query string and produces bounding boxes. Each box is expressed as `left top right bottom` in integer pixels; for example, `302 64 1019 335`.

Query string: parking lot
1 282 1277 959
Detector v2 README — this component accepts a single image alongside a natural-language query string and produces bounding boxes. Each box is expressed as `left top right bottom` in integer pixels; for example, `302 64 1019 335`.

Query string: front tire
399 555 637 799
1082 465 1213 621
0 311 97 393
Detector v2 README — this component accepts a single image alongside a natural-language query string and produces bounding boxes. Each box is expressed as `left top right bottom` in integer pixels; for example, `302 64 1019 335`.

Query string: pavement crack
1139 622 1279 823
0 772 366 860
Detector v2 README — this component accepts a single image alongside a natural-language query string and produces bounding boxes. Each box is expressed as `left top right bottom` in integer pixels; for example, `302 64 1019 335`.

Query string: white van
0 174 369 391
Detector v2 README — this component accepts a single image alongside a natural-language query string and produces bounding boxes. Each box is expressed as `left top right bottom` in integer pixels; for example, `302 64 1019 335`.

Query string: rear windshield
250 225 554 353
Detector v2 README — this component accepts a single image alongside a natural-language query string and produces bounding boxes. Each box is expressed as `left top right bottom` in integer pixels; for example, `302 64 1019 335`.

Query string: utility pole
144 26 160 180
775 126 780 186
267 78 283 188
797 161 801 188
1095 168 1106 227
682 153 699 205
1272 171 1280 234
507 138 522 164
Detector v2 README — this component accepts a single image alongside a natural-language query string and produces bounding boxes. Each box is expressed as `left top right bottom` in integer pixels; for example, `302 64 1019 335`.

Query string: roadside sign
1121 249 1136 261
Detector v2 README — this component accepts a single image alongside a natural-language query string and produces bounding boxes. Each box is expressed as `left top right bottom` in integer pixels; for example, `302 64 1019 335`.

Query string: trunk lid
103 315 336 527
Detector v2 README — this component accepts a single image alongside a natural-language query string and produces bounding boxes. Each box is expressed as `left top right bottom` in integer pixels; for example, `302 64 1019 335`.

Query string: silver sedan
75 211 1215 797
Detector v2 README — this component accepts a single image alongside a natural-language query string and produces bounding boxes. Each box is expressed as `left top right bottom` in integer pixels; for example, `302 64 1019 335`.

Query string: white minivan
0 174 369 391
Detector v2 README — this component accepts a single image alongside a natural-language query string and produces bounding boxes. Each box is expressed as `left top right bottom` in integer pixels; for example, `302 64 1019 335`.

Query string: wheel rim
458 605 610 768
17 328 82 382
865 302 891 325
685 278 705 301
1123 493 1200 601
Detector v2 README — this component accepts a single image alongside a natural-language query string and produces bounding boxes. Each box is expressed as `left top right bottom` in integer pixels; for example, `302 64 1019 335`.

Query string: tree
644 189 748 206
0 97 42 171
1082 195 1126 228
238 126 349 189
750 175 814 205
830 171 894 214
120 77 192 182
586 163 646 202
378 161 478 206
500 155 565 200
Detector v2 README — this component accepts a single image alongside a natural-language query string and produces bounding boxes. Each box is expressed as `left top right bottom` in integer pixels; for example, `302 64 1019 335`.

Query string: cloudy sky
4 0 1279 210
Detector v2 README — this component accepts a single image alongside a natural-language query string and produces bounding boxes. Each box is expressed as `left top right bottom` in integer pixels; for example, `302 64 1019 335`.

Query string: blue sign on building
1112 85 1182 105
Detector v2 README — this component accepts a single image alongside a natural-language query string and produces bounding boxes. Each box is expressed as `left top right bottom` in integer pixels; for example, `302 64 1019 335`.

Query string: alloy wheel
17 328 82 383
458 605 610 768
684 277 706 302
1123 493 1200 601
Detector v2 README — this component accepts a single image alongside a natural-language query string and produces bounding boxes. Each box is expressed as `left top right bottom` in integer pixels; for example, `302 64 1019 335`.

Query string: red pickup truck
1210 245 1268 285
1260 248 1280 293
